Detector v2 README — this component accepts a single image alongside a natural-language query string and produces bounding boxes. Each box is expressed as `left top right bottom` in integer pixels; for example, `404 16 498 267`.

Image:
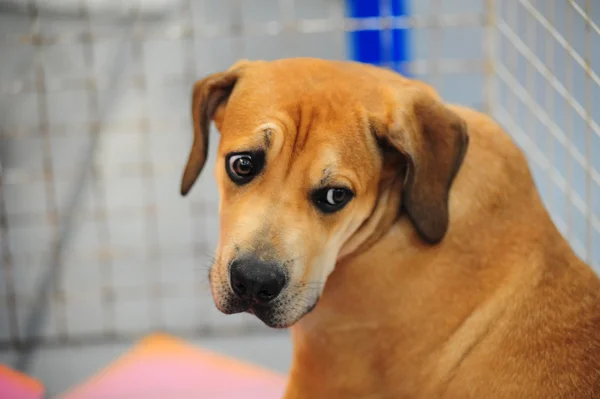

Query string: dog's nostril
257 289 275 302
233 282 247 295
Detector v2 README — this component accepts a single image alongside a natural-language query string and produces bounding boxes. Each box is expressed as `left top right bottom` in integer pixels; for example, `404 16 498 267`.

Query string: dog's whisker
300 281 326 287
283 256 301 265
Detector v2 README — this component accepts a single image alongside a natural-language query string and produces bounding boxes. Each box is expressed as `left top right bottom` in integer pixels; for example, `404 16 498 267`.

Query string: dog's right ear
180 61 249 196
370 86 469 244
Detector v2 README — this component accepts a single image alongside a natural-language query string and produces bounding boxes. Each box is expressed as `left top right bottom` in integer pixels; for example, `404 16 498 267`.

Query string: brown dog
180 58 600 398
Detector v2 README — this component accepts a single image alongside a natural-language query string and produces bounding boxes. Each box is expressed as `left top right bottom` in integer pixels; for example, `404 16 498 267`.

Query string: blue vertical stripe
346 0 411 75
345 0 382 65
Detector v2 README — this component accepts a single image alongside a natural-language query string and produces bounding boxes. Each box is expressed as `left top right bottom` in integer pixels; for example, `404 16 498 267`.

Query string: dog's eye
231 155 253 175
226 152 265 184
312 187 354 213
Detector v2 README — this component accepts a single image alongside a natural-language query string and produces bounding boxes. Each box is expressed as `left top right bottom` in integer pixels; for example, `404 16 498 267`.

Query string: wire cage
491 1 600 266
0 0 598 391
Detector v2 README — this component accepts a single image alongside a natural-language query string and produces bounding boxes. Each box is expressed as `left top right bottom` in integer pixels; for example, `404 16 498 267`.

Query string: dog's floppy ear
371 88 469 244
180 61 249 196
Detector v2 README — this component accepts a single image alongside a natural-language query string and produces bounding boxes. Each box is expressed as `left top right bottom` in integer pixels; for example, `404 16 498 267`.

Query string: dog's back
435 105 600 399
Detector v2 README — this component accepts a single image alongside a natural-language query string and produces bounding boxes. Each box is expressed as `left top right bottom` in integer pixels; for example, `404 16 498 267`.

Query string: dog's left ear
371 88 469 244
181 60 251 196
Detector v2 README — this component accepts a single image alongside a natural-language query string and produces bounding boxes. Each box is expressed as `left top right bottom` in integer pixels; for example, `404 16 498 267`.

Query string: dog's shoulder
440 104 544 236
446 105 528 170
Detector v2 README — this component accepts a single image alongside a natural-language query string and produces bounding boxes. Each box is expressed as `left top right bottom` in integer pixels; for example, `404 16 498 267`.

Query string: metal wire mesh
0 0 351 356
489 0 599 268
0 0 597 358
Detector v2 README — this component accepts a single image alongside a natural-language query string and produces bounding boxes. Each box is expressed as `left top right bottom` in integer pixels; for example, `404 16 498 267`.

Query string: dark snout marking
229 256 287 304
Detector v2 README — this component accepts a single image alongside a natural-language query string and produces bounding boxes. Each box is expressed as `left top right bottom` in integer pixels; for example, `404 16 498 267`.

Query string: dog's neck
288 219 527 397
286 162 554 397
287 180 461 395
337 173 404 262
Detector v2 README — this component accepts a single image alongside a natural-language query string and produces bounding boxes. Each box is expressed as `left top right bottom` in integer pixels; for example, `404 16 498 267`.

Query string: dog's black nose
229 258 287 304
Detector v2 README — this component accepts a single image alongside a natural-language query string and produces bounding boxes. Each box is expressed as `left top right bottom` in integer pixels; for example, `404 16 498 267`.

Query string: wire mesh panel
490 0 600 271
0 0 598 363
0 0 351 355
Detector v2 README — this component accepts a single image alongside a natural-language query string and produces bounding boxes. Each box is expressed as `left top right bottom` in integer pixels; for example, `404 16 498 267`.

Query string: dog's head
181 58 468 328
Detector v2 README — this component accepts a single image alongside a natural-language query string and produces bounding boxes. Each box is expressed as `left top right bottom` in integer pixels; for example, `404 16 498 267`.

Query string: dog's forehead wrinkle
291 102 314 155
254 121 277 147
264 128 273 147
319 170 329 186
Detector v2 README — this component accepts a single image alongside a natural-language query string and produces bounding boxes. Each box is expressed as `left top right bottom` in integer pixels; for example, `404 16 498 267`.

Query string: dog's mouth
210 262 323 328
216 291 320 329
222 300 266 317
216 295 279 325
231 302 288 328
246 304 287 328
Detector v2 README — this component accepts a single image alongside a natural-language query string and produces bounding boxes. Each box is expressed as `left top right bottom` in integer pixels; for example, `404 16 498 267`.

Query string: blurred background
0 0 598 396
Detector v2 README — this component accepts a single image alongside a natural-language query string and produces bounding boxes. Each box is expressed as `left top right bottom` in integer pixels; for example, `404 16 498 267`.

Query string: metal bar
544 0 555 213
565 2 575 241
2 13 485 48
0 162 21 343
390 0 411 75
30 0 69 343
130 12 164 332
379 0 394 70
183 0 205 335
1 57 487 96
583 0 593 263
429 0 443 89
507 0 519 147
524 0 537 163
81 0 116 339
330 0 347 60
483 0 496 116
567 0 600 36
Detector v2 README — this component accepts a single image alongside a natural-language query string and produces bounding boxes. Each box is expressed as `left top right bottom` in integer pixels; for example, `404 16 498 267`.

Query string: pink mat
0 363 45 399
59 333 287 399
